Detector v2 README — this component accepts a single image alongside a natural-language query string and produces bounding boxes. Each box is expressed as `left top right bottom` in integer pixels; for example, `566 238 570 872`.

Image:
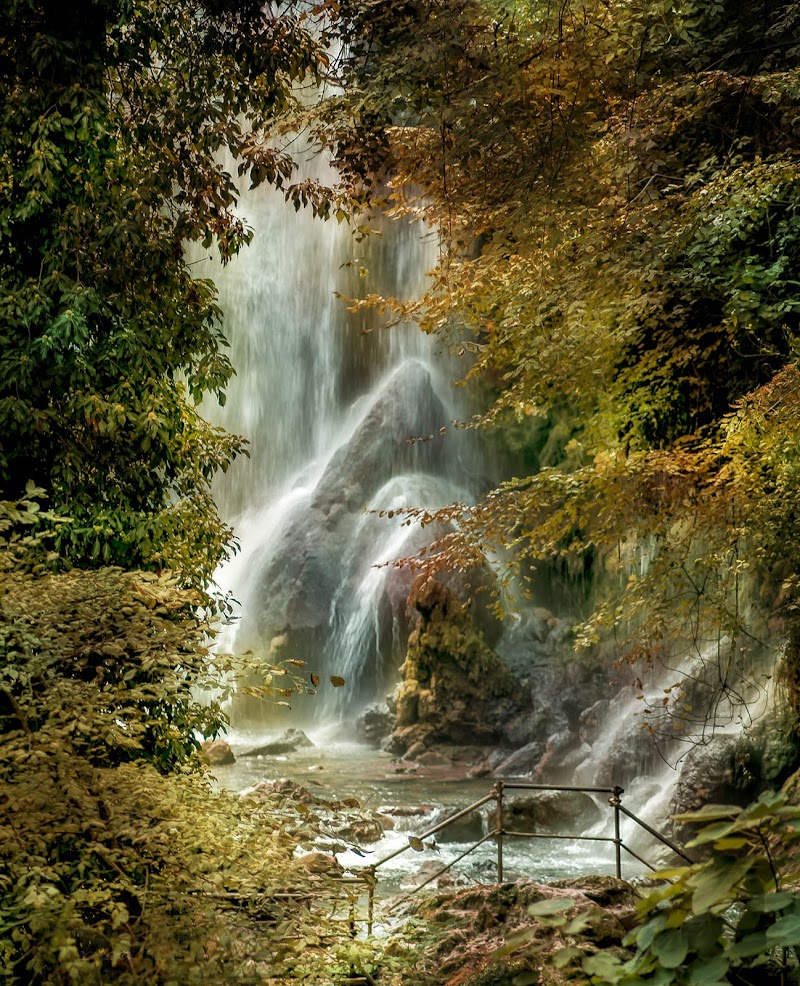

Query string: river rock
336 815 392 844
434 809 485 844
377 804 436 824
355 702 394 746
402 740 429 761
493 740 545 777
240 728 314 757
401 859 471 891
199 739 236 766
489 790 602 833
240 778 320 805
295 852 344 875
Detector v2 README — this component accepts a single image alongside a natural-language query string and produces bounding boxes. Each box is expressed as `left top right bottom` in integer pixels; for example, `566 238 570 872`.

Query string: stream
212 726 659 898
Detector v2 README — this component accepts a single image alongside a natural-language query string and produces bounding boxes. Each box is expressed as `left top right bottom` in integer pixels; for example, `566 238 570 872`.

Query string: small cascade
568 642 777 863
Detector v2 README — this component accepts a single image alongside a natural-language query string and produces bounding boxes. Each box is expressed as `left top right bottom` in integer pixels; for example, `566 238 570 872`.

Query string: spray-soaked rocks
386 576 528 755
241 362 451 645
240 728 314 757
355 702 394 747
487 790 602 834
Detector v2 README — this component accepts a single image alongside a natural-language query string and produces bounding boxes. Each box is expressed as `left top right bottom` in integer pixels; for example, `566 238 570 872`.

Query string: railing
352 781 693 933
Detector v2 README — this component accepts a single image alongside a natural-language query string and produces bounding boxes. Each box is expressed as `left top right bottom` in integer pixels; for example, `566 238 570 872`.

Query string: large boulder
241 728 314 757
386 576 527 754
493 741 545 777
671 703 800 834
199 739 236 766
246 361 451 644
488 789 603 834
355 702 394 747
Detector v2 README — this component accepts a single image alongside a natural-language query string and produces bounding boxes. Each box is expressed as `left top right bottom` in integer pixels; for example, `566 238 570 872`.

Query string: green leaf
552 945 583 968
747 891 796 913
492 926 537 958
672 805 743 824
764 912 800 945
633 914 668 949
581 950 623 980
651 928 689 969
689 856 754 913
685 953 729 986
728 931 770 958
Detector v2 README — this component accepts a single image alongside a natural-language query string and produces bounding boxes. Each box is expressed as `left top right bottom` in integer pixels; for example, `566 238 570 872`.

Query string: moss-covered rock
388 577 527 754
397 878 640 986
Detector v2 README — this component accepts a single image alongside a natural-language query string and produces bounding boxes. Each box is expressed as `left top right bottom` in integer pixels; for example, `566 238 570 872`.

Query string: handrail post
609 786 623 879
493 780 505 883
365 866 375 936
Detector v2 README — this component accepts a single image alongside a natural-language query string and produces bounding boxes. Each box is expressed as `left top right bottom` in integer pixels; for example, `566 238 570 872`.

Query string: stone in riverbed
199 739 236 766
355 702 394 746
493 740 544 777
435 809 485 844
240 728 314 757
402 740 428 761
295 852 343 875
240 778 321 804
488 789 602 833
336 814 394 844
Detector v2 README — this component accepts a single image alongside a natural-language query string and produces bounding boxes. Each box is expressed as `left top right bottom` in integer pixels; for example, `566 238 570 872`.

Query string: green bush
0 563 371 985
571 793 800 986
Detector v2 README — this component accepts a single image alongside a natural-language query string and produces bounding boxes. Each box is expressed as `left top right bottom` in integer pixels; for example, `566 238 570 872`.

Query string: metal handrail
351 780 691 932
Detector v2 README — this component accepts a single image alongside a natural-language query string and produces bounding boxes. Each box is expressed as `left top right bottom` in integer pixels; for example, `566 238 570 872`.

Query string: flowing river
210 725 667 898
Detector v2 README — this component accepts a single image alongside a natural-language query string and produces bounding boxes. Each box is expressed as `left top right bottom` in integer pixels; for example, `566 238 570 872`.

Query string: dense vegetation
5 0 800 983
0 529 371 984
0 3 366 984
0 0 335 583
313 0 800 724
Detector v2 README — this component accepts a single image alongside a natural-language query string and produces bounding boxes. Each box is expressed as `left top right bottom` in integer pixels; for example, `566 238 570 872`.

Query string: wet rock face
247 362 449 640
386 576 528 754
670 700 800 836
355 702 394 747
492 741 545 777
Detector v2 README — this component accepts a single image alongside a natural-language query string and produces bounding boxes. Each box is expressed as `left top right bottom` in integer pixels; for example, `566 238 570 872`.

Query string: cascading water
203 160 484 725
198 158 782 889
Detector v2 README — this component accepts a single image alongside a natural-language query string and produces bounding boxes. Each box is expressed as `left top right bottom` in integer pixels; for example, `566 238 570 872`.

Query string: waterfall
203 162 484 725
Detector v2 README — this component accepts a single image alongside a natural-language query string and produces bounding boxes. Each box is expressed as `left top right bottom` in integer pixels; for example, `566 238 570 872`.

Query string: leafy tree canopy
313 0 800 709
0 0 335 583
